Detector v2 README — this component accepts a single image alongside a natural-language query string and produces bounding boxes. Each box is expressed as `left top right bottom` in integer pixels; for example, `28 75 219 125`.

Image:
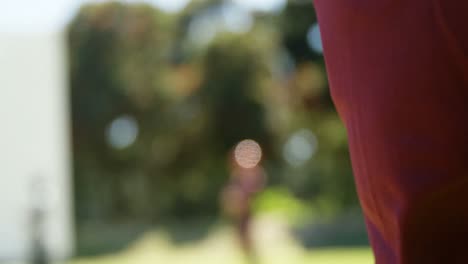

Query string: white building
0 2 75 262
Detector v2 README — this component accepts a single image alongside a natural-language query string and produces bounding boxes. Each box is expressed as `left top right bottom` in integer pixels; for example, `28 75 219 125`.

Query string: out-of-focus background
0 0 374 263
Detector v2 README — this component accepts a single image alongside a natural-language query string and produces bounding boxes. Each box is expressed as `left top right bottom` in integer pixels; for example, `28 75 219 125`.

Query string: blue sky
0 0 286 33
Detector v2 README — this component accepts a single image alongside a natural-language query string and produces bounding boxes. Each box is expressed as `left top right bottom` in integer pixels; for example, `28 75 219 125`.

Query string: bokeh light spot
234 139 263 169
283 129 318 167
221 4 253 33
106 115 139 149
307 23 323 54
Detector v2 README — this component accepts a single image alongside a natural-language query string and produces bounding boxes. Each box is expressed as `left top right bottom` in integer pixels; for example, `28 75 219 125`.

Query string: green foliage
253 187 310 222
280 1 319 62
69 0 359 225
200 33 273 154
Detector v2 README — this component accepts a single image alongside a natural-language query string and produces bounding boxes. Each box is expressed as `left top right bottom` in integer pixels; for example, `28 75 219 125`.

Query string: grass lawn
70 215 373 264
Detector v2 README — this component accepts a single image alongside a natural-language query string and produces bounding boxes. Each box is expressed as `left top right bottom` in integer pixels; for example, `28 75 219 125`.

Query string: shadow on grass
75 217 218 257
76 222 151 257
293 210 370 248
162 217 217 245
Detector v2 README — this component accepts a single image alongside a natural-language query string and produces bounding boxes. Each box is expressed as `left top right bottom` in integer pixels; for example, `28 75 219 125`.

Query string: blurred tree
280 1 319 62
69 2 176 220
68 0 359 228
69 1 275 222
199 34 273 155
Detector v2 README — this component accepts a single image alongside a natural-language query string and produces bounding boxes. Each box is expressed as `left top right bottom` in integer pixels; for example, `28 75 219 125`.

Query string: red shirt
314 1 468 263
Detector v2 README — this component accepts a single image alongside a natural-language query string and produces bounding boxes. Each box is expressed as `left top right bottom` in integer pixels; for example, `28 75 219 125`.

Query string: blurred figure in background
29 178 48 264
221 140 267 264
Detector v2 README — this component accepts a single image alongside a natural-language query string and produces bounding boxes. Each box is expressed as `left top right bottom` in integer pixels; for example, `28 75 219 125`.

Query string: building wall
0 31 73 261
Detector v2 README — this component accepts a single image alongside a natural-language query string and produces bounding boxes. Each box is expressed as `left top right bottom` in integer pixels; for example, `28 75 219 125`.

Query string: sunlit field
70 215 373 264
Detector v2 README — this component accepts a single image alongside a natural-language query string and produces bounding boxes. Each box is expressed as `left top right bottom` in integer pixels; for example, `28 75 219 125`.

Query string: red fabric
313 1 468 263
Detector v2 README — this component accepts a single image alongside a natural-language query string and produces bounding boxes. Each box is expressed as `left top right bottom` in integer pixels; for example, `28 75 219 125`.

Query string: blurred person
29 178 48 264
314 1 468 263
221 140 267 264
30 207 48 264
